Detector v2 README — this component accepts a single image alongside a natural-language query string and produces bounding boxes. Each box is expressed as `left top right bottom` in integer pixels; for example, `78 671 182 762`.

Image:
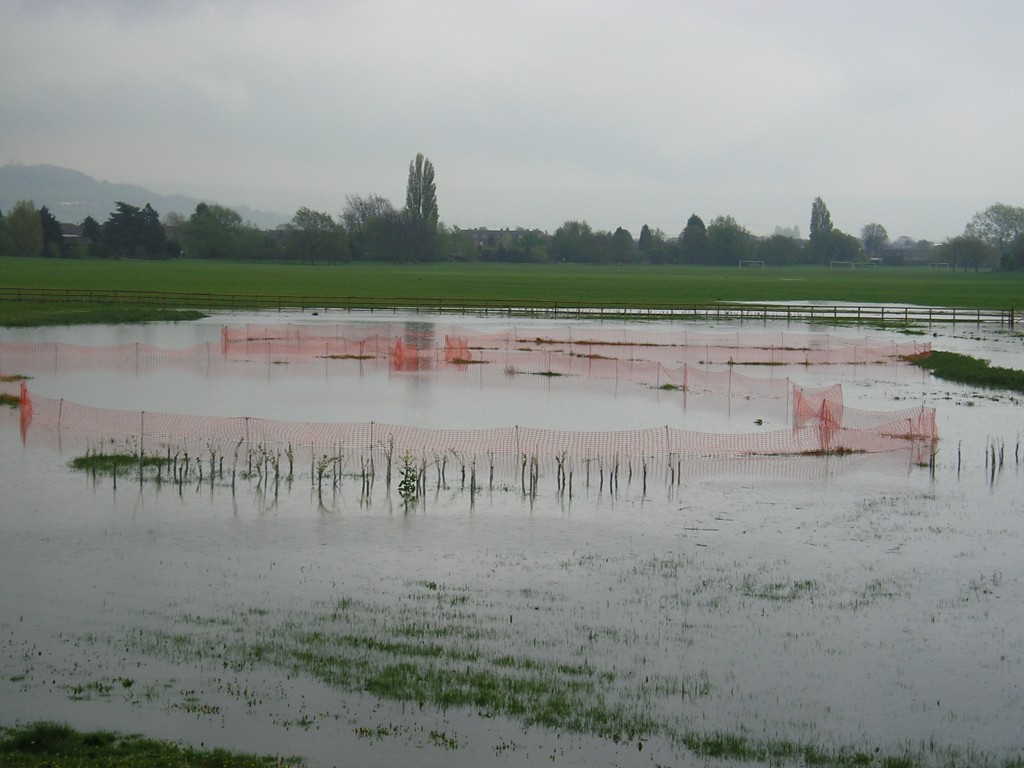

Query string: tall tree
138 203 168 257
965 203 1024 254
405 153 438 262
80 215 102 243
39 205 64 257
550 220 594 263
1001 232 1024 271
638 224 654 253
757 233 802 266
934 235 998 273
807 197 834 263
860 222 889 257
100 201 168 258
179 202 246 260
286 207 347 265
707 215 756 265
342 194 396 261
3 200 42 258
679 214 709 264
610 226 635 263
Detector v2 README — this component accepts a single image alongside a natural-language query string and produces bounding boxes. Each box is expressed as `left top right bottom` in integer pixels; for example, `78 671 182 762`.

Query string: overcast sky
2 0 1022 241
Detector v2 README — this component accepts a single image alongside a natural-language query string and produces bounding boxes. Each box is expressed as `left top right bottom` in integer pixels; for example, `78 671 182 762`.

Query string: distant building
60 222 83 244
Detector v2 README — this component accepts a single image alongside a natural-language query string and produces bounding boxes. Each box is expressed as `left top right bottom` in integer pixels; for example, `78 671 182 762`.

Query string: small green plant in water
398 452 419 503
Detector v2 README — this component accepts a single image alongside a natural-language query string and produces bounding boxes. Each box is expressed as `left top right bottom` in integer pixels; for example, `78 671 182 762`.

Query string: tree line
2 154 1023 270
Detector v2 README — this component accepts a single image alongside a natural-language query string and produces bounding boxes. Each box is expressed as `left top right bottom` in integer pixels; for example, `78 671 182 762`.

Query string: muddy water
1 312 1022 767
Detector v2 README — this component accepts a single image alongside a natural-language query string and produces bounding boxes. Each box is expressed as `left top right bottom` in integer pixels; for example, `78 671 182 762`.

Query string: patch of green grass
0 721 302 767
682 731 875 767
0 300 206 327
906 350 1024 394
70 452 172 475
741 576 819 601
0 393 19 409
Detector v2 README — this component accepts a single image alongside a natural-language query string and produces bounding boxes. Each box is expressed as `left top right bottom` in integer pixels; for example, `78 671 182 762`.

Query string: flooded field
1 311 1022 767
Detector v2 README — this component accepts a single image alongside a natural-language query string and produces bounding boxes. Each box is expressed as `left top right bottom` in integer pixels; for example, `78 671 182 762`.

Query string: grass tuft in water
70 452 172 475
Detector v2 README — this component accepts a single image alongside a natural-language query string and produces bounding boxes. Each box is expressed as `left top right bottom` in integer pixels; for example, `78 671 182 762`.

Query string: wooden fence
0 287 1015 326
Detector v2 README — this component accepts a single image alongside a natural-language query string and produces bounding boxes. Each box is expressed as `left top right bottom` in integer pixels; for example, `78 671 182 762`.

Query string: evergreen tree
679 214 709 264
39 205 64 256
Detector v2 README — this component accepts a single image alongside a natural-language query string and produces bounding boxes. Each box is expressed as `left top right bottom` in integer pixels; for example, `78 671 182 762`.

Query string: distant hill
0 163 289 229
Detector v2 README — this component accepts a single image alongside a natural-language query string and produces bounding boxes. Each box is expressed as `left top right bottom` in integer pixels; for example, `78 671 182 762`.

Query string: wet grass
124 602 653 742
70 452 172 475
0 393 19 409
0 301 206 327
112 591 1024 768
0 721 302 767
906 351 1024 394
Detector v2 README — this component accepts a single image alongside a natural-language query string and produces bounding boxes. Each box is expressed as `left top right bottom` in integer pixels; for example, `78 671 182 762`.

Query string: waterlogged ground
1 312 1023 767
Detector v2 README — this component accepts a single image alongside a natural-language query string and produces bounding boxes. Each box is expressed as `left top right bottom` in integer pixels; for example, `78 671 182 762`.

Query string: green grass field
1 257 1021 326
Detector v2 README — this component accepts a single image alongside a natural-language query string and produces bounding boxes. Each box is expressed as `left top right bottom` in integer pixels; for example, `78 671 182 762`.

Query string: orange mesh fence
793 384 844 427
17 388 937 474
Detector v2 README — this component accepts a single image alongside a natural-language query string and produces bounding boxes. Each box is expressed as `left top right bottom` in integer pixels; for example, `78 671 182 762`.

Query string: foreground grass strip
906 351 1024 394
127 621 650 743
118 603 1023 768
0 721 302 767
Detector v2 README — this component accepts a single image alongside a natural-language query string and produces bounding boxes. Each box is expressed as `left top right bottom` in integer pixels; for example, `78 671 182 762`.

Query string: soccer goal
738 260 765 269
830 261 855 269
928 262 950 270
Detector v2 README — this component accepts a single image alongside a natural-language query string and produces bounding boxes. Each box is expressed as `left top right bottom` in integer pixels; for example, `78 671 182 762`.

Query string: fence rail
0 287 1015 326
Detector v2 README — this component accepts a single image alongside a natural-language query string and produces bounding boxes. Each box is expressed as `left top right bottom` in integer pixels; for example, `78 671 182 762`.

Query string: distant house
60 222 83 245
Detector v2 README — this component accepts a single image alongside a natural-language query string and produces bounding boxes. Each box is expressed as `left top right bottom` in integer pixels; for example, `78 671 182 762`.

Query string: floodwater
1 311 1022 767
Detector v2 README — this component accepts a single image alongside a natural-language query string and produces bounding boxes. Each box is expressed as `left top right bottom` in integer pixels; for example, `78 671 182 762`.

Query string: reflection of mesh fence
0 323 922 400
18 388 937 474
220 323 931 366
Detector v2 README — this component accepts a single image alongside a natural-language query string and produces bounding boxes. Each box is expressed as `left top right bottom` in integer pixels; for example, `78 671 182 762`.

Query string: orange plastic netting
3 324 938 474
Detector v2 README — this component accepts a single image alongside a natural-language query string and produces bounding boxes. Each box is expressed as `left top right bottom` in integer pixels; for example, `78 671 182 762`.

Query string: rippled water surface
1 311 1022 767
